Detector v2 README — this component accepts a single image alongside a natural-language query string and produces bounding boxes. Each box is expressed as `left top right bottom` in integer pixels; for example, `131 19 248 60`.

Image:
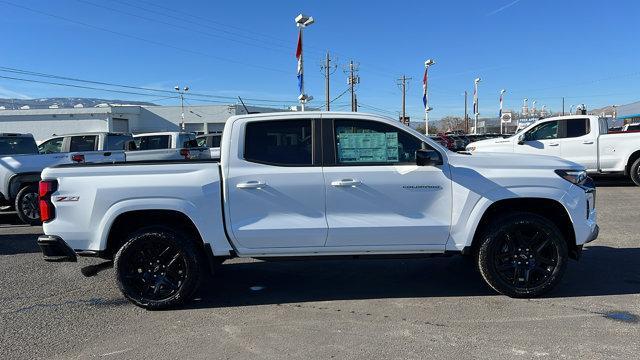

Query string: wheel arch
625 149 640 175
466 197 579 259
104 209 206 259
8 172 41 200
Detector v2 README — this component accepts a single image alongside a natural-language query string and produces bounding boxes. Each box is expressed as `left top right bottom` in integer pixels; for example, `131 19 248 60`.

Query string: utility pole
346 60 360 112
473 78 481 134
396 75 411 124
175 85 189 130
562 97 565 115
320 51 337 111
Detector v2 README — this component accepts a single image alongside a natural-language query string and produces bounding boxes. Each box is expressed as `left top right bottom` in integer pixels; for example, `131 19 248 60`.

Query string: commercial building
0 104 285 141
615 100 640 124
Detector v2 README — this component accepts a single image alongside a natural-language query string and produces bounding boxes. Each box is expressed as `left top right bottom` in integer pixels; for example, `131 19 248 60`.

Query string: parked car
196 133 222 159
466 115 640 186
37 111 598 309
133 132 197 150
38 132 133 154
1 132 133 224
0 133 38 156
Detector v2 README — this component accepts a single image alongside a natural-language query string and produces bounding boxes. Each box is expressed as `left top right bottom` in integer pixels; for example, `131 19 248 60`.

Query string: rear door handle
582 141 594 144
236 180 266 189
548 143 559 147
331 179 362 187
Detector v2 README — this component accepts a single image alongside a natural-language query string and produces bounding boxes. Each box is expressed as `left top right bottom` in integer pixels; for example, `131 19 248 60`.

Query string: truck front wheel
15 185 41 225
477 213 568 298
630 157 640 186
114 228 204 310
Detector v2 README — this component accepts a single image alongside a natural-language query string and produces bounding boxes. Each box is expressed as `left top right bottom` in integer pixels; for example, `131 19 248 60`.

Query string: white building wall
0 113 110 142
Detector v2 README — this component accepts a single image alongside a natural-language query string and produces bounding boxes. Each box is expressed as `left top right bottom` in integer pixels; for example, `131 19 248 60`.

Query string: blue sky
0 0 638 121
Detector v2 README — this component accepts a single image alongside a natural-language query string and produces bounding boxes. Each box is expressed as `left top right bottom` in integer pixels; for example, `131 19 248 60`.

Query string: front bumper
586 224 599 244
37 235 77 262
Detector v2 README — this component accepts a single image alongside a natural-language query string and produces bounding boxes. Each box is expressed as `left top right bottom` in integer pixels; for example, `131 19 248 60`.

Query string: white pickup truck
133 131 197 150
466 115 640 185
37 112 598 309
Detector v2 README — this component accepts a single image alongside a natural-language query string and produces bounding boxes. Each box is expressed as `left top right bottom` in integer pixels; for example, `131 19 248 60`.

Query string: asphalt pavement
0 177 638 359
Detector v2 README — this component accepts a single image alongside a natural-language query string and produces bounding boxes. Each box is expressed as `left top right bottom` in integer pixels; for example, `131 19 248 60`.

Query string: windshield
0 136 39 155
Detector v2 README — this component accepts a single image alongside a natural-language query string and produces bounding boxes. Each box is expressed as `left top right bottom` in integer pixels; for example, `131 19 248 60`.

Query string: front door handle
548 143 559 147
236 180 266 189
331 179 362 187
582 140 594 144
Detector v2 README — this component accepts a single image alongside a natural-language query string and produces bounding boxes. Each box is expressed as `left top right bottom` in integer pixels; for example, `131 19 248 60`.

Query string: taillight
71 154 85 163
39 180 58 222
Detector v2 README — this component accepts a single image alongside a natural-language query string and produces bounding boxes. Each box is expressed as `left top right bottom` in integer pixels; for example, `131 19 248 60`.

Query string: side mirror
416 149 443 166
517 134 525 145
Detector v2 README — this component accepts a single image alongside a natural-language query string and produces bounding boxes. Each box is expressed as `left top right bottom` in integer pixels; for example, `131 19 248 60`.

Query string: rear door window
138 135 171 150
244 119 314 166
69 136 98 152
563 119 590 138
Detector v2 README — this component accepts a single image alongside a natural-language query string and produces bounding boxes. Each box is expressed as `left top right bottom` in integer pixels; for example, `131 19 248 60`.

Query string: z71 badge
55 196 80 202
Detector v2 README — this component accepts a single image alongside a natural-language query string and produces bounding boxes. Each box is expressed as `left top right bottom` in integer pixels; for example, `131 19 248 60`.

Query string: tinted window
179 133 196 148
244 119 313 166
211 135 221 147
105 135 133 150
0 136 38 155
334 119 426 165
38 137 64 154
565 119 590 138
526 121 558 141
138 135 170 150
69 136 98 152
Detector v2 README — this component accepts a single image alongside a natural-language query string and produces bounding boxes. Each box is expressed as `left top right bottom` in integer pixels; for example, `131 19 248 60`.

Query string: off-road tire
114 227 204 310
15 185 41 225
477 212 568 298
630 157 640 186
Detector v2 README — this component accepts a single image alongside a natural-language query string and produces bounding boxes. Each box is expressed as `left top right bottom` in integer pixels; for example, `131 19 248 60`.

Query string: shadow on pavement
0 213 41 255
592 176 635 187
0 232 40 255
184 246 640 309
0 212 26 226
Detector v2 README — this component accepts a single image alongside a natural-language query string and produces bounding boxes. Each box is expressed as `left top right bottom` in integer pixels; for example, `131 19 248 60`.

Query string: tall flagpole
499 89 506 134
295 14 314 111
423 59 435 135
473 77 481 134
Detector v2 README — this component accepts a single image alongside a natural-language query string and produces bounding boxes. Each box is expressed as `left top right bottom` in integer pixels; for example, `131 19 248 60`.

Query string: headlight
555 169 587 185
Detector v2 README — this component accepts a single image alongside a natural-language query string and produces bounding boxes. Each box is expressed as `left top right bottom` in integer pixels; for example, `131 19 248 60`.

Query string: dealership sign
500 112 513 123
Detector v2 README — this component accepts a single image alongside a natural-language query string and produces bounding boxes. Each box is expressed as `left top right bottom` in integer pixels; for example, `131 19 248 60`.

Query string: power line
0 66 299 103
0 0 288 74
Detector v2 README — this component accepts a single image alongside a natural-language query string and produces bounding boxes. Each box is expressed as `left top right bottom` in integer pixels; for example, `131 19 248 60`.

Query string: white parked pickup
37 112 599 309
466 115 640 185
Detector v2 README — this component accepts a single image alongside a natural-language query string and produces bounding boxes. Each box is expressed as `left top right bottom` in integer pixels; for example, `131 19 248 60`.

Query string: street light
424 59 435 135
175 85 189 130
473 77 481 134
295 14 314 111
499 89 506 134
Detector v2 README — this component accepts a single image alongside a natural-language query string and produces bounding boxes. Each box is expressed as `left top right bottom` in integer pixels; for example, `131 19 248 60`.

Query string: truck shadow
186 245 640 309
0 232 40 255
592 176 635 187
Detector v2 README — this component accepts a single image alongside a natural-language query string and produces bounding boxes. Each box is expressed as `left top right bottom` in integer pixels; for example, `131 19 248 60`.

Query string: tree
440 116 465 132
415 123 440 135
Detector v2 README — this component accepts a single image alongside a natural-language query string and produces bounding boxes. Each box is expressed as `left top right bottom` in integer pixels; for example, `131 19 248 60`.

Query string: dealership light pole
423 59 435 135
473 77 481 134
175 85 189 130
499 89 506 134
295 14 314 111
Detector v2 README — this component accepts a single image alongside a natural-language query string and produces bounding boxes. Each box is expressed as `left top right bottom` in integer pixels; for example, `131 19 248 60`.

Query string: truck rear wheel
15 185 41 225
114 228 204 310
630 157 640 186
477 212 568 298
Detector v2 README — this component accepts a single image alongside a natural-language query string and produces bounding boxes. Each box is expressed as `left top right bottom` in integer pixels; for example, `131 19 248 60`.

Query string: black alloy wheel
478 213 568 298
15 185 41 225
114 228 203 310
